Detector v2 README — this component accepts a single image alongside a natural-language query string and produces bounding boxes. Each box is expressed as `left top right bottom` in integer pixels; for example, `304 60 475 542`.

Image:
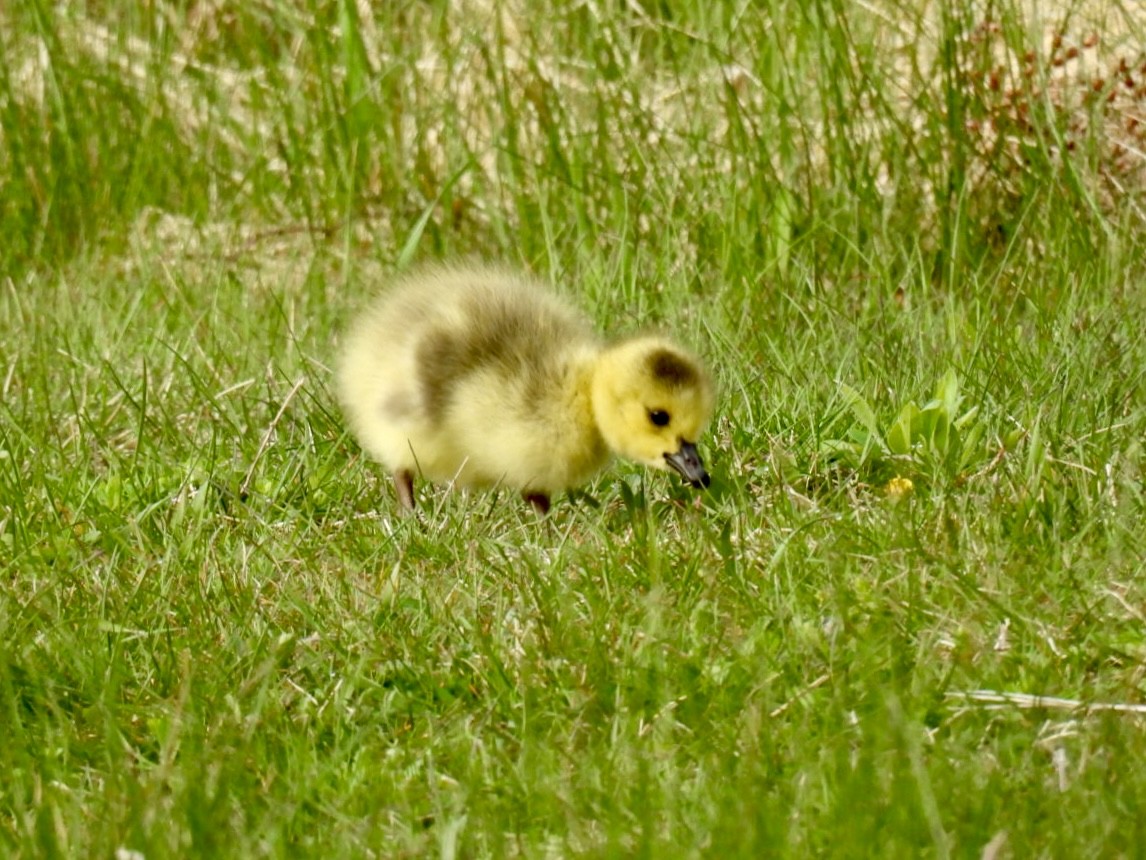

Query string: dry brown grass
7 0 1141 263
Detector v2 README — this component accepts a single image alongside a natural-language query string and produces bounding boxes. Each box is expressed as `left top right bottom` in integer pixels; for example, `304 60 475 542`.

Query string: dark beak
665 441 710 489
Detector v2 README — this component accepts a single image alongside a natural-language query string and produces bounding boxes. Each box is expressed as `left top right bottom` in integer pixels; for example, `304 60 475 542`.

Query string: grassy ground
2 0 1145 857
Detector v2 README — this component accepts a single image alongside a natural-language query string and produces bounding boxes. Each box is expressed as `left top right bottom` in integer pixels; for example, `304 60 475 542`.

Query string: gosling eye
648 409 671 427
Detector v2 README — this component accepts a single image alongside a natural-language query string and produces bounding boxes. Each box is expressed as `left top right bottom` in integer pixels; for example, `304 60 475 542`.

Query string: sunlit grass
2 0 1145 856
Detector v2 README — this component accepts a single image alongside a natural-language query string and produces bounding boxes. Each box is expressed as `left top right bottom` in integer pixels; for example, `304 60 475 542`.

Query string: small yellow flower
885 476 914 499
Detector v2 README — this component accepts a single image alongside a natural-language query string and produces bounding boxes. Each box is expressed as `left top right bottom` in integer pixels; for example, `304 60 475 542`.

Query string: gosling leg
523 492 550 516
394 469 416 512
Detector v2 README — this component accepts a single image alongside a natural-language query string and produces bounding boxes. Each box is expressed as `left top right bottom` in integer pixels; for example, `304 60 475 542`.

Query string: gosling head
591 337 716 488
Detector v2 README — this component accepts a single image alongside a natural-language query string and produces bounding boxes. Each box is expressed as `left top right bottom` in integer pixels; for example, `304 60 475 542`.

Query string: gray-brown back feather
415 287 585 422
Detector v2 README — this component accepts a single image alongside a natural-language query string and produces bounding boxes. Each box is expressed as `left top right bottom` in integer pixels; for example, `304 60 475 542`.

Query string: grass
2 0 1145 856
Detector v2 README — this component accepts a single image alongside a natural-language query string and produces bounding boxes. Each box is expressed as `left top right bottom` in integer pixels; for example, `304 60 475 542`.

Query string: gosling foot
523 492 550 516
394 470 416 512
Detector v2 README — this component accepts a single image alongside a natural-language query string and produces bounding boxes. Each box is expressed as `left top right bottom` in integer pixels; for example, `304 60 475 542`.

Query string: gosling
337 264 715 514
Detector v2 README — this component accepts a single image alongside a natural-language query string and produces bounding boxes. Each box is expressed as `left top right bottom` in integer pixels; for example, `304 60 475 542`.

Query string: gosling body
337 265 714 512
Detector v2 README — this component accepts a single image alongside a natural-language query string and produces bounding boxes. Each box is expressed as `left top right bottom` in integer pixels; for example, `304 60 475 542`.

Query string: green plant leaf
887 401 920 455
839 384 881 440
934 368 963 418
820 438 861 468
958 420 986 472
930 410 951 457
954 405 980 431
